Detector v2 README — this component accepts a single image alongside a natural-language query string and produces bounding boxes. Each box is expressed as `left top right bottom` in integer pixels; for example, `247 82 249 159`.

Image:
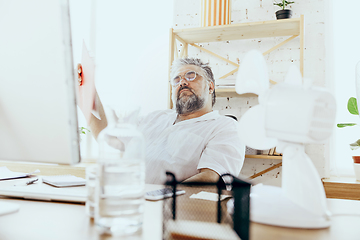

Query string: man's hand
77 63 83 86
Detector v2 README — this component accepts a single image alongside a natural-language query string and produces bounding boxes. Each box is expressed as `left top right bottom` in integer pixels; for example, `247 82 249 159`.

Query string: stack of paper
42 175 86 187
0 166 40 180
190 191 232 201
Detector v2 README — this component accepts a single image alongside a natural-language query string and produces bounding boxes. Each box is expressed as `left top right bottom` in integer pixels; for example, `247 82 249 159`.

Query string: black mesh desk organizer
163 172 251 240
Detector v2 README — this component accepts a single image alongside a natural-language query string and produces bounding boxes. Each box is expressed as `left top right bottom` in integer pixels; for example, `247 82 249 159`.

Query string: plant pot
275 9 292 20
352 156 360 181
353 156 360 163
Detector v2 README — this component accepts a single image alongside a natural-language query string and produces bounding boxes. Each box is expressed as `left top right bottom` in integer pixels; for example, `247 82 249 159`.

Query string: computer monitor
0 0 80 165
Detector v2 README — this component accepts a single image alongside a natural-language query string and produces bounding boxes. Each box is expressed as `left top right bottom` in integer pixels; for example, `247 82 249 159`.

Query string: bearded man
89 57 245 184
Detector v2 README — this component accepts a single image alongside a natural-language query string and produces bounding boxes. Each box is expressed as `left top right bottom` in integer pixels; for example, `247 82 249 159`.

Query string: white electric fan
236 50 336 228
0 202 19 216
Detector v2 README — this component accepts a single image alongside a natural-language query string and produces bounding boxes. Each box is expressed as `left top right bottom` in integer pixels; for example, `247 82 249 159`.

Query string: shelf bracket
181 43 188 58
175 35 189 58
220 67 238 79
262 35 298 56
219 35 299 80
190 43 240 80
190 43 239 67
248 162 282 180
168 28 175 109
174 39 178 59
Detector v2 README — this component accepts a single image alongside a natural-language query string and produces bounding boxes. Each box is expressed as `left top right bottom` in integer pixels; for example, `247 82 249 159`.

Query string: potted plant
273 0 294 20
337 97 360 180
79 126 90 142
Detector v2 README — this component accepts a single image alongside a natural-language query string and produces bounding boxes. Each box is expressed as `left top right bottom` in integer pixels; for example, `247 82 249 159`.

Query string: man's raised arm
88 93 108 140
182 168 220 183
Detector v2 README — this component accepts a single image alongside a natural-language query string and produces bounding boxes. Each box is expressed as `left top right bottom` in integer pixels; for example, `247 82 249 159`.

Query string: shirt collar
173 110 220 125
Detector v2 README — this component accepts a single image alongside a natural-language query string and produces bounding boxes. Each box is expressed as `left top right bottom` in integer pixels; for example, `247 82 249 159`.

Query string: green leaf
274 1 283 7
347 97 359 115
274 0 294 9
337 123 357 128
79 127 91 135
350 139 360 150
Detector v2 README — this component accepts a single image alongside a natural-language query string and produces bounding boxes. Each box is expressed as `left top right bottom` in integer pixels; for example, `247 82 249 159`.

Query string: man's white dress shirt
138 110 245 184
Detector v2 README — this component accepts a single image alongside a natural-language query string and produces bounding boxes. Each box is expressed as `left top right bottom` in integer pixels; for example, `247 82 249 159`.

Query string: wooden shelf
323 177 360 200
173 18 301 44
245 155 282 160
215 88 257 98
168 16 304 107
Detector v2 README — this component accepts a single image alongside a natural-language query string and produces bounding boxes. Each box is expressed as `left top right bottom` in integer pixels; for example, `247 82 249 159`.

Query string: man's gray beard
176 93 205 114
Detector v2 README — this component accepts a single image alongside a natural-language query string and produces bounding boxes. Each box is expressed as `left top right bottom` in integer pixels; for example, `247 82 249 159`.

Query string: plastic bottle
94 108 145 236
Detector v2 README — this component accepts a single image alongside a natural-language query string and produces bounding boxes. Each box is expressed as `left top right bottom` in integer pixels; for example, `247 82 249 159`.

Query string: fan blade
284 64 303 86
238 105 277 150
236 50 269 96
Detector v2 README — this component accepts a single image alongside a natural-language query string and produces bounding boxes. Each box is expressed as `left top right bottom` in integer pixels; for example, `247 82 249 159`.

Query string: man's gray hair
170 57 216 106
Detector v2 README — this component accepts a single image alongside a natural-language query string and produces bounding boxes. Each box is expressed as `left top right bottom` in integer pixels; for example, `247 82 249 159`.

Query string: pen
26 178 38 185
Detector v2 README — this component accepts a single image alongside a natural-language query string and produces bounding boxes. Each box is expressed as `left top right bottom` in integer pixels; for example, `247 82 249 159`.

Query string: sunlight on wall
69 0 173 159
94 1 171 115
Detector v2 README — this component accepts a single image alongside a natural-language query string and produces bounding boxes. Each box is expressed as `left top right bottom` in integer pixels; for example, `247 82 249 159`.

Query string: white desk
0 185 164 240
1 190 360 239
0 162 359 240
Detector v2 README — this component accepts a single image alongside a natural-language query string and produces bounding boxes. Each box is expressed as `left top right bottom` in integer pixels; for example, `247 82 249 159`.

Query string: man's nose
179 77 189 87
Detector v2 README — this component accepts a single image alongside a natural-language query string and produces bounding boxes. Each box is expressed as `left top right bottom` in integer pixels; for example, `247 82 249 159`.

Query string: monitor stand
0 201 20 216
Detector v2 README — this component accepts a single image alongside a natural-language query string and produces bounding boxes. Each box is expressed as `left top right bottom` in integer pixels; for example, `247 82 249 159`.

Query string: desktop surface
0 163 359 240
0 187 360 240
0 184 164 240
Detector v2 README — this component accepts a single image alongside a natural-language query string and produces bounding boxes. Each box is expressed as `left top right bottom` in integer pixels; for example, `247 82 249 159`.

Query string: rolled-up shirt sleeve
197 119 245 178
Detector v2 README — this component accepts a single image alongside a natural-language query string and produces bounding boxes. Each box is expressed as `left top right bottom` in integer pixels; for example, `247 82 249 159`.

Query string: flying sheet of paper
77 41 97 124
0 166 40 181
189 191 232 201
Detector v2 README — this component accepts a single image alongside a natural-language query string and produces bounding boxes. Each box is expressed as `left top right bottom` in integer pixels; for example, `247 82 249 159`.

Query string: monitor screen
0 0 80 164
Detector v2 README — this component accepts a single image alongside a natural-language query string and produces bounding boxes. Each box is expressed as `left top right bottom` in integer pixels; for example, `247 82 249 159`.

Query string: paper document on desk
0 166 40 180
190 191 232 201
42 175 86 187
0 178 86 203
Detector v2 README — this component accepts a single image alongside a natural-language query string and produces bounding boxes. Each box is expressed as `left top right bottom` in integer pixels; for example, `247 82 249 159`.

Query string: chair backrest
225 115 238 121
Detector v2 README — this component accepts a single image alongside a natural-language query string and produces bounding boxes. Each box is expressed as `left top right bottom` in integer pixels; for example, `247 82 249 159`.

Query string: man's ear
209 81 215 93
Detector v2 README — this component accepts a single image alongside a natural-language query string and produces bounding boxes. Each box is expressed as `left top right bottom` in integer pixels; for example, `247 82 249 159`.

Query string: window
331 0 360 176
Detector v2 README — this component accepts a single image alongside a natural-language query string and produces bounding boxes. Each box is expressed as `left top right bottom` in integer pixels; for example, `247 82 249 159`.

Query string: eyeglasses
170 71 202 87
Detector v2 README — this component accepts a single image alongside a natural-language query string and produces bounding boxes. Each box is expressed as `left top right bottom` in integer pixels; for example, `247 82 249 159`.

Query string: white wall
94 1 172 115
173 0 327 185
71 0 172 115
71 0 360 179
